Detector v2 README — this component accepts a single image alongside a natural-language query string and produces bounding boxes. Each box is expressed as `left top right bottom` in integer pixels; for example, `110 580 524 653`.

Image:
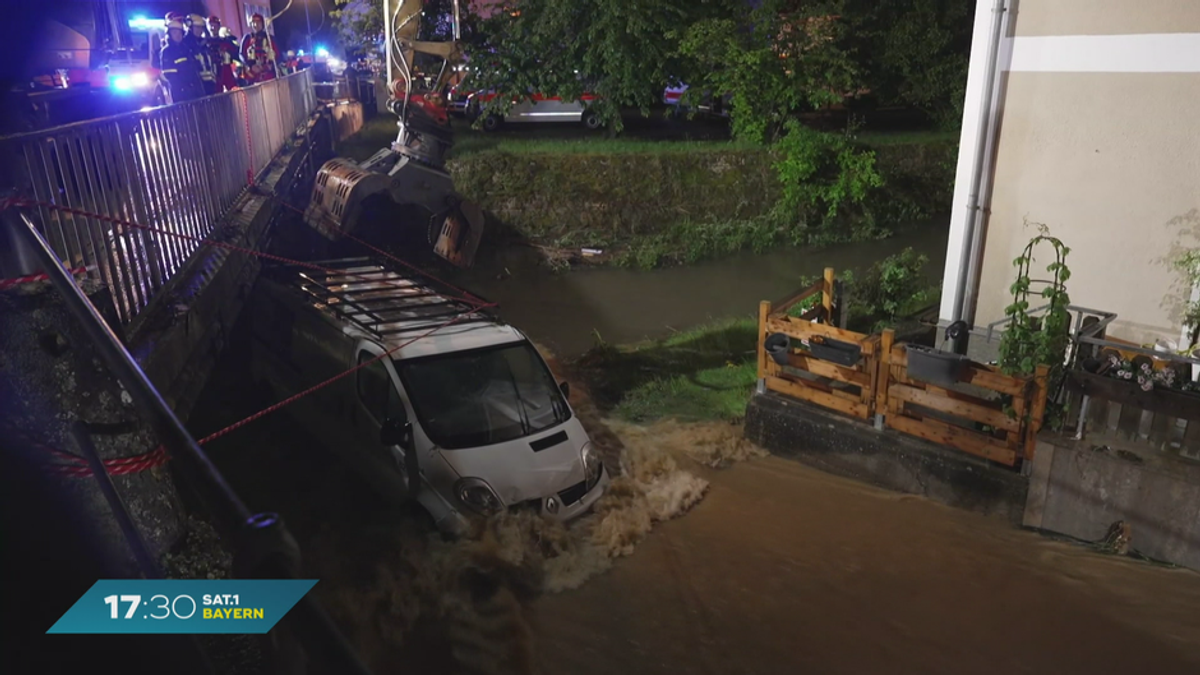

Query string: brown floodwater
445 225 949 358
535 427 1200 675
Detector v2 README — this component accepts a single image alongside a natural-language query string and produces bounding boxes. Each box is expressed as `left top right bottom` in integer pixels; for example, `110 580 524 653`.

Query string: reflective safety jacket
184 34 216 86
240 31 279 82
160 41 204 102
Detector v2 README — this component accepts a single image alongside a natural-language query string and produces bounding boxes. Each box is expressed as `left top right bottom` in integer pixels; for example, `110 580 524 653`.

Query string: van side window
356 352 406 423
357 353 391 423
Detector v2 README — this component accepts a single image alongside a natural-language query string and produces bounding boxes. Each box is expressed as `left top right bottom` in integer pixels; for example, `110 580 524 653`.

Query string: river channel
445 224 948 358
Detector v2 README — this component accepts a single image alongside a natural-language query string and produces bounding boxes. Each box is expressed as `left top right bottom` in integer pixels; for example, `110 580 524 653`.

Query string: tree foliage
464 0 736 131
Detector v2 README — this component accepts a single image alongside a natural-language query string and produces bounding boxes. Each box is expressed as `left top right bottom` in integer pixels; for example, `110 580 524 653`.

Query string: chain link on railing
0 71 316 325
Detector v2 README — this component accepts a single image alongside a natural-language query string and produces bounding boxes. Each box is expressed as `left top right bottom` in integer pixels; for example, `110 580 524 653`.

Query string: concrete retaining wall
127 111 336 422
745 390 1029 525
1024 438 1200 571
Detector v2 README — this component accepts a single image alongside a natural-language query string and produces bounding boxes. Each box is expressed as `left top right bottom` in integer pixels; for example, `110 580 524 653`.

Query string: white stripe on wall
1008 33 1200 73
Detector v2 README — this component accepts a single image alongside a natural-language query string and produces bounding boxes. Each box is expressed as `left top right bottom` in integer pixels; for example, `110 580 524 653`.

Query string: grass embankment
574 248 941 424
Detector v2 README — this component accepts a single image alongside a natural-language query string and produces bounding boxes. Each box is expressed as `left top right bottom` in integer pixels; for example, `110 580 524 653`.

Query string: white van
247 257 609 535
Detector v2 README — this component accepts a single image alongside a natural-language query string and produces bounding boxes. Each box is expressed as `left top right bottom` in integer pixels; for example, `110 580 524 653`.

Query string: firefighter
212 27 241 92
160 19 203 103
283 50 300 75
185 14 217 96
240 14 279 84
161 12 186 50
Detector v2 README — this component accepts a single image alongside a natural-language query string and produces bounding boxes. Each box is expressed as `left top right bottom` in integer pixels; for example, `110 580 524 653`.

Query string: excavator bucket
433 199 485 268
304 158 396 241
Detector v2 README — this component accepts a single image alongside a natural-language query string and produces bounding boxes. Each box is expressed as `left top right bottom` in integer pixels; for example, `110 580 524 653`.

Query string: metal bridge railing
0 70 316 325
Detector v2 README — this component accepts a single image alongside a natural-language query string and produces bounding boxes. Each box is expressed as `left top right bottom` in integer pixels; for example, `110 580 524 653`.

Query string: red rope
0 266 88 291
241 90 256 186
4 198 487 308
0 198 497 478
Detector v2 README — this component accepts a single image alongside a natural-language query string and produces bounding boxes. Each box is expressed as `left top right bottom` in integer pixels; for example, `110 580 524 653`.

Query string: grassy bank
337 117 957 268
573 317 760 423
448 133 956 268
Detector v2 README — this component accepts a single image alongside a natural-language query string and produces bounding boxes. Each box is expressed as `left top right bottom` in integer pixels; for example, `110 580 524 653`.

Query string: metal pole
71 422 219 675
8 209 374 675
304 0 313 54
70 421 163 578
949 0 1008 354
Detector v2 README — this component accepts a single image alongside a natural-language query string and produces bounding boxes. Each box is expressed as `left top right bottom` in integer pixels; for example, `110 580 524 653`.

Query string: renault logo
544 496 559 514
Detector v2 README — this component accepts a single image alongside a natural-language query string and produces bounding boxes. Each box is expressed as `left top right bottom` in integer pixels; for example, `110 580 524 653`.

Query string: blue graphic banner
47 579 318 634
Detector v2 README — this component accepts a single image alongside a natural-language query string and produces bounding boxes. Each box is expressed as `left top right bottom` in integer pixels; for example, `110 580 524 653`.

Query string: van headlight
455 478 503 514
581 442 602 488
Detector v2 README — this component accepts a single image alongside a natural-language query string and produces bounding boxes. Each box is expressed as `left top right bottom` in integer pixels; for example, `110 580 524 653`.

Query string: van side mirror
559 381 570 399
381 417 413 449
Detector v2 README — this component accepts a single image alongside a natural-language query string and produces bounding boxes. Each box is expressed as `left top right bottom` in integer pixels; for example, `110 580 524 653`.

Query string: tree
838 0 974 128
675 0 857 144
464 0 738 131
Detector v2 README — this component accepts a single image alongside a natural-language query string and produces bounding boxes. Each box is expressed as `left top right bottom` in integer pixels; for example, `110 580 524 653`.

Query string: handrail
0 71 314 143
8 208 373 674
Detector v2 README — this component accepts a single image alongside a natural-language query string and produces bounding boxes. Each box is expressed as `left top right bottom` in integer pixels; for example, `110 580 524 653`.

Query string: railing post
822 267 835 323
875 329 895 430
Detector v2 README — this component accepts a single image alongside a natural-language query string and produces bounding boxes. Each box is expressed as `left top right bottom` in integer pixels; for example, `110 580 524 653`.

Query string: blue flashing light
112 76 133 92
316 46 330 57
297 49 305 56
128 16 160 31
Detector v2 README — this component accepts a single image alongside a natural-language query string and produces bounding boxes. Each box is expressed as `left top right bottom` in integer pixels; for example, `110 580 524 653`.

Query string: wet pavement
536 453 1200 675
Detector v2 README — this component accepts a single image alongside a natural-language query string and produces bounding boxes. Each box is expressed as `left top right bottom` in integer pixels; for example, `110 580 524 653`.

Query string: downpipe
949 0 1009 354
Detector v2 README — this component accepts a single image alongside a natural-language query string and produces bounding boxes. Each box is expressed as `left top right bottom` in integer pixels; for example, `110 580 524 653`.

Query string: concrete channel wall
748 390 1200 572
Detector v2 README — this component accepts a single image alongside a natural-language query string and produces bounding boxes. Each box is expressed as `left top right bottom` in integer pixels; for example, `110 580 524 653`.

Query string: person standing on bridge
240 14 279 84
185 14 218 96
160 20 203 104
211 26 241 93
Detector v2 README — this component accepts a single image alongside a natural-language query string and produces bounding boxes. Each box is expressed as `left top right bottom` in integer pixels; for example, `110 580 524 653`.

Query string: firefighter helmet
166 19 186 32
252 13 265 22
209 15 221 24
189 14 205 27
165 12 185 24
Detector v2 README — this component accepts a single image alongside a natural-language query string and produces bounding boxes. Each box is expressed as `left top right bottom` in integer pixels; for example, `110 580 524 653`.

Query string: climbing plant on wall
998 227 1072 422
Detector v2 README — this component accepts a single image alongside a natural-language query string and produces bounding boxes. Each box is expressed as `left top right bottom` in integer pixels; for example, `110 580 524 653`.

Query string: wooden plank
781 371 863 403
765 315 870 347
1116 404 1145 441
822 267 835 321
889 345 1029 396
886 414 1018 466
889 383 1019 432
766 375 870 419
785 352 870 386
769 279 824 316
1024 364 1051 461
757 300 770 380
875 329 894 418
1182 420 1200 458
798 305 824 322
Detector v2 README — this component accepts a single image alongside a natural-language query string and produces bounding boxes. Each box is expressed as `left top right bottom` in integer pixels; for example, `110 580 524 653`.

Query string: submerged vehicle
248 257 610 535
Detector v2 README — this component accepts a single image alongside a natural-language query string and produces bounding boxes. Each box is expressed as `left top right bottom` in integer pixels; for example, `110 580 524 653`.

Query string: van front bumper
434 465 611 537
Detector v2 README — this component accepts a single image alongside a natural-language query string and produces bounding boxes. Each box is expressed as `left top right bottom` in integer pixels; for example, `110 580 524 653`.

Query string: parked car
663 83 730 119
466 90 603 131
247 257 610 536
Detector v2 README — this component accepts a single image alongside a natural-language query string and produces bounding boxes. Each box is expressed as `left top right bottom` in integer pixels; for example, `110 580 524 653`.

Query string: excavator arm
304 0 484 268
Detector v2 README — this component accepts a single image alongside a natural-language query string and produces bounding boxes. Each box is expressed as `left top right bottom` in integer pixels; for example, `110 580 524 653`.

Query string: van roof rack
264 256 498 340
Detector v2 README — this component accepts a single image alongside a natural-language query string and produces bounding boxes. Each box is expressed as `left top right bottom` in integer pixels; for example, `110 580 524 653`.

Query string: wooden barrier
757 269 879 421
756 288 1051 467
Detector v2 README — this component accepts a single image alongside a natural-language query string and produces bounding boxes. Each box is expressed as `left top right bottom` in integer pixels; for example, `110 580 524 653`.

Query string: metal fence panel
0 70 315 323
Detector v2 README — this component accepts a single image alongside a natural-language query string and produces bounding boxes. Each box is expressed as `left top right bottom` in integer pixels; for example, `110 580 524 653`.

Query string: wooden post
757 300 771 380
822 267 835 324
1024 364 1052 461
874 329 895 429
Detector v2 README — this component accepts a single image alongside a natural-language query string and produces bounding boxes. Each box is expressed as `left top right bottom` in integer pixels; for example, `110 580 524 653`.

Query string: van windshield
395 341 571 450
